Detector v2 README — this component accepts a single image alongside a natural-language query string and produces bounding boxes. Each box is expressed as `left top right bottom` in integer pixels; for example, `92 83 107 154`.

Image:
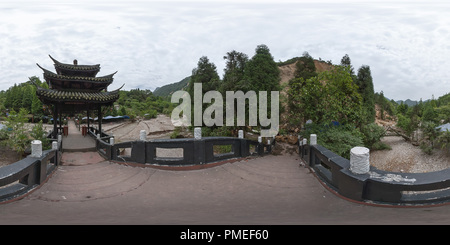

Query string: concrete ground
2 151 450 225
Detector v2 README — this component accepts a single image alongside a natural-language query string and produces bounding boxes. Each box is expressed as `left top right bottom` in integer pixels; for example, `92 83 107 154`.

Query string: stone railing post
140 130 146 141
31 140 42 158
194 127 202 140
257 136 263 156
193 127 205 164
52 141 58 150
349 147 370 174
310 134 317 145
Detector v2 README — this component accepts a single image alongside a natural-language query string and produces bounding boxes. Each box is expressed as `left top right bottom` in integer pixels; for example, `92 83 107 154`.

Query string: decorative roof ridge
49 55 101 70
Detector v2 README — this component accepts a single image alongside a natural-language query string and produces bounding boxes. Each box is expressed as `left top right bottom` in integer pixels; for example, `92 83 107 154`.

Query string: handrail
0 149 59 203
90 131 272 167
0 131 62 203
300 139 450 205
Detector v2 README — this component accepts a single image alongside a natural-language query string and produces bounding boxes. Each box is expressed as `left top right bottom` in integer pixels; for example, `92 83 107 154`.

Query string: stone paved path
2 153 450 225
62 120 96 152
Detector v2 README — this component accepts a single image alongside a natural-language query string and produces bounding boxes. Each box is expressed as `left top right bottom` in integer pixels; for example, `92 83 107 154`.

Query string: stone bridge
2 121 450 225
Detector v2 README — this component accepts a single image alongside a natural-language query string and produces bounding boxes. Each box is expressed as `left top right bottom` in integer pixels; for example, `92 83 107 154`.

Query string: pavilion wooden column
87 108 90 130
53 104 58 139
98 105 102 136
58 105 62 132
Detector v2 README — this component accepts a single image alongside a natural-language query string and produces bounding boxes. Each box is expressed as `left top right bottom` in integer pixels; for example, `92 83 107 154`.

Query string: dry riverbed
370 136 450 173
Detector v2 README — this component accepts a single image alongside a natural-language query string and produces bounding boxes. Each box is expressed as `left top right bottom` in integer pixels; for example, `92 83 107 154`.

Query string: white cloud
1 0 449 101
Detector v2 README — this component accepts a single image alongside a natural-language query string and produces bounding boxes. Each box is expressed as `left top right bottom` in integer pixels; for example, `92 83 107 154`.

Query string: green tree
120 106 127 116
187 56 220 96
21 85 34 112
420 121 440 154
437 130 450 153
356 65 375 123
11 84 22 111
240 44 280 92
30 120 50 150
340 54 355 76
186 56 221 127
1 108 30 157
294 51 317 80
360 123 386 149
31 92 43 116
220 50 248 93
397 101 408 115
288 66 362 125
422 103 438 123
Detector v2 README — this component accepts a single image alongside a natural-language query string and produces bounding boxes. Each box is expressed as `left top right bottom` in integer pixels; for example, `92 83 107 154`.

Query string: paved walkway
62 120 96 152
2 151 450 225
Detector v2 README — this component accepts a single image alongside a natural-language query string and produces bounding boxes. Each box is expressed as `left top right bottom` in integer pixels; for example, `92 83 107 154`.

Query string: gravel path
370 136 450 173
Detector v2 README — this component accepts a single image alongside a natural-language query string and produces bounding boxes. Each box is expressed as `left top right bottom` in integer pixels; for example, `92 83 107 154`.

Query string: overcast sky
1 0 449 101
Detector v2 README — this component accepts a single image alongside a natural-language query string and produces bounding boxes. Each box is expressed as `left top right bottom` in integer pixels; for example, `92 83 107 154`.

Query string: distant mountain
395 99 430 107
153 76 191 97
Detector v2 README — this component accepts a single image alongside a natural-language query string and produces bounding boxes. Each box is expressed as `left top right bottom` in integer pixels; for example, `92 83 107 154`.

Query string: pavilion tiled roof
35 84 123 104
36 64 116 91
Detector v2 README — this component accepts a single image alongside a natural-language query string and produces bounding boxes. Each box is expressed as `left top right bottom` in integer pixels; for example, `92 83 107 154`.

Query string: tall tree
288 66 362 125
31 88 43 116
356 65 375 123
187 56 220 96
288 51 317 115
221 50 248 93
186 56 221 127
294 51 317 80
340 54 355 76
240 44 280 92
21 85 34 112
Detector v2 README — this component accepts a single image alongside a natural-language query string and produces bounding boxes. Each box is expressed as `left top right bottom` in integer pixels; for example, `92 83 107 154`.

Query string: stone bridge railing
4 126 450 206
300 134 450 206
0 132 62 203
91 127 273 169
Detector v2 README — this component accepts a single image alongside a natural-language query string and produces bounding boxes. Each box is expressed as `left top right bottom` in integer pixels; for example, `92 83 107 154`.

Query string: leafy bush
360 123 386 149
437 130 450 152
201 126 235 137
301 123 364 159
30 120 50 150
1 108 30 157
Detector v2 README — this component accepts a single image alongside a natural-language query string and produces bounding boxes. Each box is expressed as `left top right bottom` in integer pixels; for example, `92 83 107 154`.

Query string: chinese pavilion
35 55 123 138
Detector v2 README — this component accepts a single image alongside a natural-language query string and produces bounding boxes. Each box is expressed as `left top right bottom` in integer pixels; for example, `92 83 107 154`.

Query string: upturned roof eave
49 54 101 71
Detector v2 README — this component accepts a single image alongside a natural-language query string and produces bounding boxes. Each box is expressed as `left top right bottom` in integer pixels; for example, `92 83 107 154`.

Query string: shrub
301 123 364 159
1 108 30 157
30 120 50 150
437 130 450 152
360 123 386 149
